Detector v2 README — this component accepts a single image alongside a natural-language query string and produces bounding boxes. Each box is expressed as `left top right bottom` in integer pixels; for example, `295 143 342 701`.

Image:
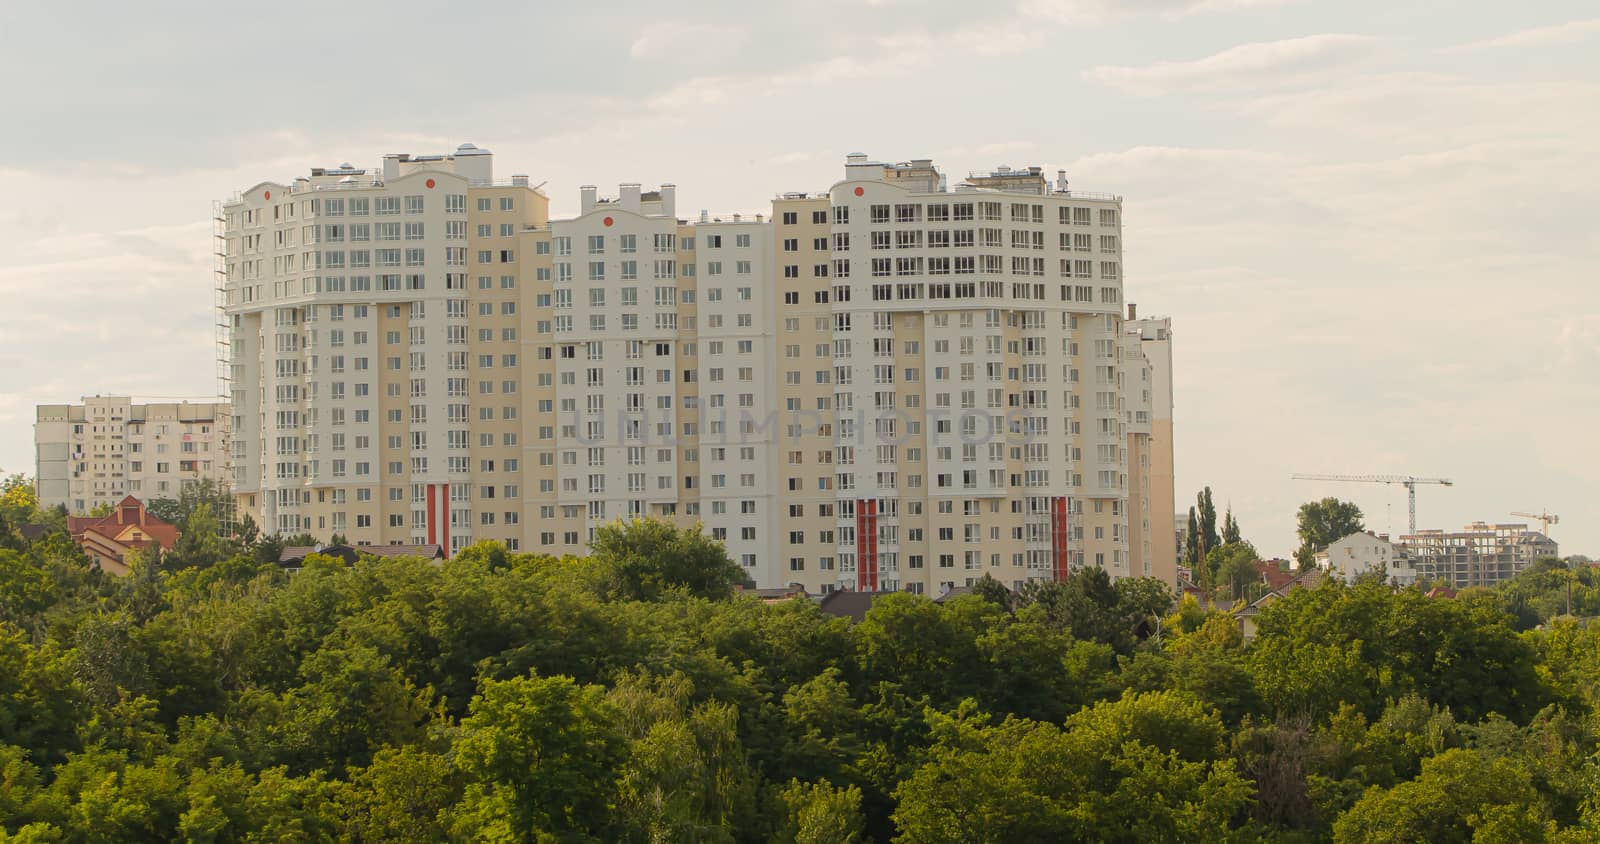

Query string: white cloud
1023 0 1292 25
1450 18 1600 51
643 19 1043 111
629 22 748 62
1083 34 1381 95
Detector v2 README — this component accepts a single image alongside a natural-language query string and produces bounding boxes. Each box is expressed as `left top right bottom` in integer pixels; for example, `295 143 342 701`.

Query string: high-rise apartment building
222 145 547 548
221 148 1177 590
1124 312 1176 584
35 396 228 513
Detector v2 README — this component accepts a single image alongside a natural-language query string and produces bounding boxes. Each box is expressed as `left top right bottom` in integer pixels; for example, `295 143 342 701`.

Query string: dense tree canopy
0 510 1597 842
1295 497 1366 568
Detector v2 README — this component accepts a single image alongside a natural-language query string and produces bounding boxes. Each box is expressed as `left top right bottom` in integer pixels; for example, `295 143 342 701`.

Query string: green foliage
1206 541 1262 602
891 692 1254 842
777 779 865 844
1332 748 1553 842
1222 507 1242 545
1185 507 1201 568
590 517 748 601
1248 578 1547 723
0 517 1595 840
1197 487 1220 559
453 673 626 840
0 474 40 528
1295 497 1365 568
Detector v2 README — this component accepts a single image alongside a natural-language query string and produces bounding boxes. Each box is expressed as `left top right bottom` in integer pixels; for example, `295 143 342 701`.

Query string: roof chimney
619 183 641 212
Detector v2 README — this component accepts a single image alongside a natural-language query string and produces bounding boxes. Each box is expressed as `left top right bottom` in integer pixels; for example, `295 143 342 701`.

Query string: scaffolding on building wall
212 200 236 533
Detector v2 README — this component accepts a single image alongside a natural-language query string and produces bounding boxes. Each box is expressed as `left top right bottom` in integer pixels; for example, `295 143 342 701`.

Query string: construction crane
1510 511 1560 535
1290 474 1454 535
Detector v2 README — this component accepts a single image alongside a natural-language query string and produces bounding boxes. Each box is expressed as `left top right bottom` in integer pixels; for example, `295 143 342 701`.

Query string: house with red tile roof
65 495 178 575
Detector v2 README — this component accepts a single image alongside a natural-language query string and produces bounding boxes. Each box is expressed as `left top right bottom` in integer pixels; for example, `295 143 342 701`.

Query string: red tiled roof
1254 560 1297 592
68 495 179 551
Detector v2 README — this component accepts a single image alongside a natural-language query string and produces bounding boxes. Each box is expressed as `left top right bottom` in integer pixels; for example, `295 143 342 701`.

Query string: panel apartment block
35 396 227 513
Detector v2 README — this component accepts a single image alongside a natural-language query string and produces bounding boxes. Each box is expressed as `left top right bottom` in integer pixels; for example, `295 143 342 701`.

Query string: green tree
334 746 462 843
1197 487 1220 558
1332 748 1551 843
144 478 234 536
453 673 626 841
1295 498 1364 569
168 502 231 569
590 518 747 601
1222 508 1241 545
892 693 1254 842
1248 579 1546 723
1184 508 1201 569
0 473 40 527
855 593 999 705
0 549 59 627
1208 542 1262 603
971 573 1014 612
778 779 865 844
0 622 86 765
268 644 432 775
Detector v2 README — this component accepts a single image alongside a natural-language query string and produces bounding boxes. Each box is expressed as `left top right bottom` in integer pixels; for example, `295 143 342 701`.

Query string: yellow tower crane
1510 511 1559 535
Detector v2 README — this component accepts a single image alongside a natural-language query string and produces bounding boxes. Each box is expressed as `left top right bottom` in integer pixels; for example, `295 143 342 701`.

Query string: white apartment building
220 149 1176 590
35 397 228 513
1317 531 1416 586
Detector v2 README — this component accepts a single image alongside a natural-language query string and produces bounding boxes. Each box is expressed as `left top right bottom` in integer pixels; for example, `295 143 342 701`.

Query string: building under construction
1398 522 1559 588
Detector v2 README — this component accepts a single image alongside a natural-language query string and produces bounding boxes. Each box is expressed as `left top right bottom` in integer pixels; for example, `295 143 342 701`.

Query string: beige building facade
35 396 228 513
220 148 1177 590
1124 313 1177 585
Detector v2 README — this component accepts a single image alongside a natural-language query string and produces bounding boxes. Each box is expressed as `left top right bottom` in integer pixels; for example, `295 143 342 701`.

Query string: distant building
1399 522 1558 588
35 396 228 514
1317 531 1416 586
1123 310 1177 586
1234 567 1326 641
66 495 179 575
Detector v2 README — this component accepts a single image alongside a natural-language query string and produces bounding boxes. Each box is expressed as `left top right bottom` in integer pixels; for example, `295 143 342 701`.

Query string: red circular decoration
425 178 436 189
263 190 271 200
853 186 864 196
603 216 614 227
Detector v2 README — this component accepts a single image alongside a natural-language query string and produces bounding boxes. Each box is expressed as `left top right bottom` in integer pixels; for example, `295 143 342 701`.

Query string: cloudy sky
1 0 1595 557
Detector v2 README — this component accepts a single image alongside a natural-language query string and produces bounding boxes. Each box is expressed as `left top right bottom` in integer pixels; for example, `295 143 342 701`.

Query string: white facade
1318 531 1416 586
35 397 228 513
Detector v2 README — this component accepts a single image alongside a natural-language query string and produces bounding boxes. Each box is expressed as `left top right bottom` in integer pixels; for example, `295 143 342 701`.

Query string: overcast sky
1 0 1595 557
